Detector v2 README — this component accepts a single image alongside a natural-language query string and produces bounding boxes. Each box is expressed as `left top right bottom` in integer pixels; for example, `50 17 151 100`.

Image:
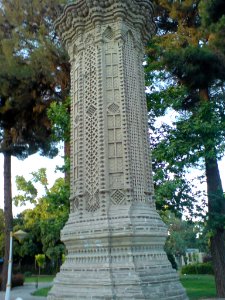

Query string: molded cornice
55 0 156 45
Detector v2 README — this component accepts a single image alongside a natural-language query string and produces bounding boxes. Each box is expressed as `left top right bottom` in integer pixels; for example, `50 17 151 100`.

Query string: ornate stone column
48 1 188 299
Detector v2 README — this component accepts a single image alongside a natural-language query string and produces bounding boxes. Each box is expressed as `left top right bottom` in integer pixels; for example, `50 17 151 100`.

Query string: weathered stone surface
48 1 188 299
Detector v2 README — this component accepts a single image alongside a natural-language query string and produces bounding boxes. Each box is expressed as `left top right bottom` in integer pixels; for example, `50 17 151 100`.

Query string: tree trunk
1 152 13 291
200 88 225 297
210 230 225 297
206 156 225 297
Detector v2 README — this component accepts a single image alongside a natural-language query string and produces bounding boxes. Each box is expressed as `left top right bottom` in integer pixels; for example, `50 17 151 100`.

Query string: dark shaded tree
0 0 70 290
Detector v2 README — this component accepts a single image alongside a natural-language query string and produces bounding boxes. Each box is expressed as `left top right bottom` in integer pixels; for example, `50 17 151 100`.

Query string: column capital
55 0 156 47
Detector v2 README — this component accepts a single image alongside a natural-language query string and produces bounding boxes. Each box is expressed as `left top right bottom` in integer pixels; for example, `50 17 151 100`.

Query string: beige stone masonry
48 1 188 299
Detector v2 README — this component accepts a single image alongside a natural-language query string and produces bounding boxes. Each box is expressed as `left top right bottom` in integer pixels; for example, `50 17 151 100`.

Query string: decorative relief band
84 35 100 212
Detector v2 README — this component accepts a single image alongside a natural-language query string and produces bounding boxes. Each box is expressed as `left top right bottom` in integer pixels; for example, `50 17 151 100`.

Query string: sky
0 150 64 216
0 150 225 217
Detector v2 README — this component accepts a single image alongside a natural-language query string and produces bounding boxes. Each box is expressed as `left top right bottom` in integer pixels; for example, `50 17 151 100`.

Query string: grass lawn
30 274 216 299
180 274 216 300
25 275 55 283
26 275 53 297
32 286 52 297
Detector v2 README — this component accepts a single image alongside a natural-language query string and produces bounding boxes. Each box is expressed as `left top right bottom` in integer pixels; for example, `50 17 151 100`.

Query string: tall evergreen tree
0 0 70 290
146 0 225 296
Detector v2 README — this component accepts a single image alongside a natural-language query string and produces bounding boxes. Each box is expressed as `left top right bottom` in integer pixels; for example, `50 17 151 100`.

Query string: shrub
181 262 214 275
0 273 24 290
12 274 25 287
24 271 32 277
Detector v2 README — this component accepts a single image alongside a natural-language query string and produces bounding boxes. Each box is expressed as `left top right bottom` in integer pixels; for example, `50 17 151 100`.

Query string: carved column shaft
64 4 155 217
48 1 188 299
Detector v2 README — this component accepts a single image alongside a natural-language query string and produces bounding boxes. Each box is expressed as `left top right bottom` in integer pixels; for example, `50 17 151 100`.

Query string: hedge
181 262 214 275
12 274 25 287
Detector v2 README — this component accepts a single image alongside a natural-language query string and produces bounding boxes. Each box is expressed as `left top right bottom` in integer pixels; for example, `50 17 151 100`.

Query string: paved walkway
0 282 52 300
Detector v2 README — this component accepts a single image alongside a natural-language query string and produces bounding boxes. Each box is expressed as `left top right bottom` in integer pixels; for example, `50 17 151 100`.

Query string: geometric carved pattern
86 192 100 212
74 115 79 125
86 104 97 117
123 31 145 202
103 27 114 40
105 42 125 192
108 103 119 114
111 190 125 205
74 197 79 210
72 64 79 196
84 37 99 211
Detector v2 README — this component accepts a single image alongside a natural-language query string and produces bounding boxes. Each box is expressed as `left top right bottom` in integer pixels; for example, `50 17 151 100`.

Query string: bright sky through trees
0 150 64 215
0 151 224 216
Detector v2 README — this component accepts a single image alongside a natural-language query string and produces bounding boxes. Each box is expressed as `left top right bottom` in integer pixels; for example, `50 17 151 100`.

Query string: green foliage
181 262 214 275
164 46 225 89
202 0 225 23
23 271 32 277
13 176 37 206
147 6 225 294
62 254 66 264
31 168 48 191
152 100 225 168
48 97 70 143
0 0 70 158
13 169 69 264
162 212 199 257
153 162 203 217
147 0 225 226
13 228 39 259
35 254 46 268
0 0 70 290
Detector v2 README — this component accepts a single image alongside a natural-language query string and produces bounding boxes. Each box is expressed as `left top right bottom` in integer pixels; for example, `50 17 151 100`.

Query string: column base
48 203 188 300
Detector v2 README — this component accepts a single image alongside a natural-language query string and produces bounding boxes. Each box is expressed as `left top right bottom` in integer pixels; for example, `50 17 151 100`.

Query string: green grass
31 286 51 297
180 274 216 300
25 275 55 283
